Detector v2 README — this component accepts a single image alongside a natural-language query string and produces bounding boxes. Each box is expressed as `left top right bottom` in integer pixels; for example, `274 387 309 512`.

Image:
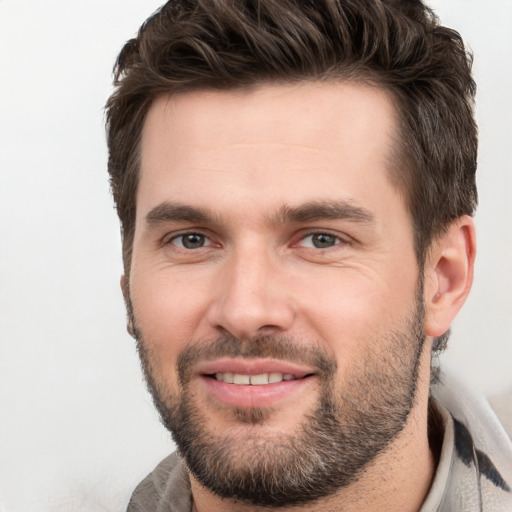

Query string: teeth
233 374 251 385
214 372 297 385
250 374 269 385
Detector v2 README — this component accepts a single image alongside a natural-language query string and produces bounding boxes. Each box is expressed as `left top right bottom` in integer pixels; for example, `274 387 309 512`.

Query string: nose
206 246 295 340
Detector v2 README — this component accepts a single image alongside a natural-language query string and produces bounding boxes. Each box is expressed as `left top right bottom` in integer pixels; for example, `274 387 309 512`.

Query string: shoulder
126 452 192 512
431 373 512 511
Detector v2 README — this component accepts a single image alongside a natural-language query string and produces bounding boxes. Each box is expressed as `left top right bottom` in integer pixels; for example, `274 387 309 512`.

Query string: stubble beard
130 297 426 508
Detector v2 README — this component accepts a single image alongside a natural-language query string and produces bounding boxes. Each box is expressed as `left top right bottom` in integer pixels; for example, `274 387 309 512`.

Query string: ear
424 216 476 337
120 275 135 337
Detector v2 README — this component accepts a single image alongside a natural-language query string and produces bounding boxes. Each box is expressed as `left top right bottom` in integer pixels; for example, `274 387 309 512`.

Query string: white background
1 1 511 511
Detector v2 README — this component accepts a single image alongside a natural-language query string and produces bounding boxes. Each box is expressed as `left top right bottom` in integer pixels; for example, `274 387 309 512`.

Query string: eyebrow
145 202 218 226
273 200 375 225
144 199 375 228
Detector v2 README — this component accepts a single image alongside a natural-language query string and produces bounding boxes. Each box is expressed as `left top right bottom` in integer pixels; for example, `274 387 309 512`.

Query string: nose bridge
209 239 293 339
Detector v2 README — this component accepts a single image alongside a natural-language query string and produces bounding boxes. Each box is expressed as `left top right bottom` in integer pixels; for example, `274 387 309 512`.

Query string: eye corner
295 231 346 250
162 230 220 251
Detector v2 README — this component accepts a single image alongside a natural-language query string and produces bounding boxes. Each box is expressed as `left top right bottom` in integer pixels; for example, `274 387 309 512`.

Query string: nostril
206 285 296 341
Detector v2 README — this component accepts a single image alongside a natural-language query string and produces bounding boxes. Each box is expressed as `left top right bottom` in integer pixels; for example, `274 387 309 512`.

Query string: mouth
209 372 304 385
197 359 317 408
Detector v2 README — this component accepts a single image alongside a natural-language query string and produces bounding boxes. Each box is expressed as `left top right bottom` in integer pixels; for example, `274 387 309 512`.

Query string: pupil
183 234 205 249
313 233 335 248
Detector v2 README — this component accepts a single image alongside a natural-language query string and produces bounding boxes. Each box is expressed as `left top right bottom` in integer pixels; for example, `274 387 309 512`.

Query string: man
105 0 512 510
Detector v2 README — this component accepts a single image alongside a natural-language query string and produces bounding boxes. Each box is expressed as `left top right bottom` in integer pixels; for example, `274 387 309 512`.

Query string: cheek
295 263 418 359
130 270 212 365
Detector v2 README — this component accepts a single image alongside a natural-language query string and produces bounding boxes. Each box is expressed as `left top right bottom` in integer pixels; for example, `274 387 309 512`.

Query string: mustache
176 334 337 385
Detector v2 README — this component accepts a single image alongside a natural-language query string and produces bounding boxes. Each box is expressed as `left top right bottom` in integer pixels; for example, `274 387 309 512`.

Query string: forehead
137 81 402 224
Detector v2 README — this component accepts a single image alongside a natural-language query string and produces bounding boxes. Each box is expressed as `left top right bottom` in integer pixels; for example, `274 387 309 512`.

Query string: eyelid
163 229 216 248
174 234 211 249
161 228 349 249
293 229 347 248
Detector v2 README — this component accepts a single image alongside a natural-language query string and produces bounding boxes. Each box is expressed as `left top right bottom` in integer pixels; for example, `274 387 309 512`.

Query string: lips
214 372 297 385
197 358 316 408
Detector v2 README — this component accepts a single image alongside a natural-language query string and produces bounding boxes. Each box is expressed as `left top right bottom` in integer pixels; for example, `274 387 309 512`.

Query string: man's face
127 82 425 505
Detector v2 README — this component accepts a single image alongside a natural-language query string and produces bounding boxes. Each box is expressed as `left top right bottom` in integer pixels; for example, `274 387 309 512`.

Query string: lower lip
200 375 314 408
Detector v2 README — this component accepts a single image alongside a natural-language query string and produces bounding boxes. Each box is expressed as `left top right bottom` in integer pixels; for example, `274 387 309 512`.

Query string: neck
190 347 436 512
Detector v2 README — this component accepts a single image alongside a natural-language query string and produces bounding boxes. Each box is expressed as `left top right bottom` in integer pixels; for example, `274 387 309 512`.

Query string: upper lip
196 358 316 379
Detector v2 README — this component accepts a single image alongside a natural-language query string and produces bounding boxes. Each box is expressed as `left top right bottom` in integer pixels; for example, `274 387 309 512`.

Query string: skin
125 82 476 511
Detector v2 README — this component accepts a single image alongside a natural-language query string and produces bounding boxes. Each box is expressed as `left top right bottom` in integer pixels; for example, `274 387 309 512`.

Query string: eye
299 232 342 249
170 233 211 249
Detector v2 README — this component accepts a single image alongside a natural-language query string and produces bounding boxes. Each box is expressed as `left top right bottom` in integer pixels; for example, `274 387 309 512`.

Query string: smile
196 358 317 408
213 372 298 385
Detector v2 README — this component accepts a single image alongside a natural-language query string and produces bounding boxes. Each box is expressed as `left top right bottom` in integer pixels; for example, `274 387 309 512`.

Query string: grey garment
127 453 192 512
421 373 512 511
127 373 512 512
489 390 512 440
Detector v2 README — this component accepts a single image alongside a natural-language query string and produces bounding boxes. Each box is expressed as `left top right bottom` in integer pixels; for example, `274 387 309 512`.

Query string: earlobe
424 216 476 337
120 275 135 337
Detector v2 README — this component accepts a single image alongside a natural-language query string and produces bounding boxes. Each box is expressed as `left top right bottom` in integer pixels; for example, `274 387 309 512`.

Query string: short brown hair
106 0 477 274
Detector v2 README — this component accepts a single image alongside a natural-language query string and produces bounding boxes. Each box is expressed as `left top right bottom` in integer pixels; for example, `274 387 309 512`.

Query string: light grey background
1 1 511 511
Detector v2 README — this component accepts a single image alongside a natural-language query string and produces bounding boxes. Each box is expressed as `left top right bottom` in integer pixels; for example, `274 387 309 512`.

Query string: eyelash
165 230 347 251
167 232 214 249
296 231 345 249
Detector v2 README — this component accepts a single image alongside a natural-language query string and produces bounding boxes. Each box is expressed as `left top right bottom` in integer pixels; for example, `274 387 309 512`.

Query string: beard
130 295 426 508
